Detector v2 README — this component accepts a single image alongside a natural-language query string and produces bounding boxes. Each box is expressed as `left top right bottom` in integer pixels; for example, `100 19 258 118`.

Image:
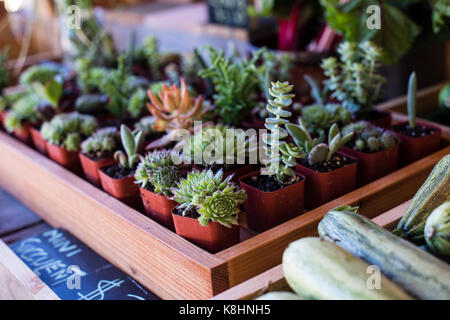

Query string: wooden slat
217 147 450 286
1 222 52 246
373 200 410 229
0 131 228 300
0 240 59 300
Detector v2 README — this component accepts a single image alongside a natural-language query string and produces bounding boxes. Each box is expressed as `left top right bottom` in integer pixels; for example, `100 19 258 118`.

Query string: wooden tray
1 85 449 299
211 201 411 300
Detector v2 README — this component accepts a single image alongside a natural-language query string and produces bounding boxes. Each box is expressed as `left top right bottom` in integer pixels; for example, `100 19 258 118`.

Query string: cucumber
256 292 303 300
319 209 450 299
282 237 412 300
425 201 450 258
394 155 450 242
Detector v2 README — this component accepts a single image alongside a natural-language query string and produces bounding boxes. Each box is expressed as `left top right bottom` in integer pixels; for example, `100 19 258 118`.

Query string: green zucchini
394 154 450 242
282 237 412 300
425 201 450 258
256 292 303 300
319 209 450 299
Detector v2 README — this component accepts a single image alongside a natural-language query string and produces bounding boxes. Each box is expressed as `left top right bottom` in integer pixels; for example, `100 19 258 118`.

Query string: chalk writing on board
207 0 248 28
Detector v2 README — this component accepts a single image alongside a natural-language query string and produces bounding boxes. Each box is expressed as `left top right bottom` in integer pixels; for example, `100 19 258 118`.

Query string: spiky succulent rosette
171 169 246 227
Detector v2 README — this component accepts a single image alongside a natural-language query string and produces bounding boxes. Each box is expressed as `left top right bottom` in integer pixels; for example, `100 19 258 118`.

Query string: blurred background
0 0 449 98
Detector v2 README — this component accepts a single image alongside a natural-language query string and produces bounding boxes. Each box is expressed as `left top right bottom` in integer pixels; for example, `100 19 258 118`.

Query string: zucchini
256 292 303 300
282 237 412 300
395 155 450 242
319 209 450 299
425 201 450 258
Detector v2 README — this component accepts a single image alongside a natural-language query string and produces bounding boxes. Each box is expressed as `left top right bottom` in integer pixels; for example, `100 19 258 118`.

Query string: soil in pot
391 121 441 166
98 164 142 210
172 207 240 253
79 152 116 187
140 186 177 230
295 153 357 209
341 145 399 186
354 110 391 128
240 171 305 232
46 142 82 174
30 125 47 154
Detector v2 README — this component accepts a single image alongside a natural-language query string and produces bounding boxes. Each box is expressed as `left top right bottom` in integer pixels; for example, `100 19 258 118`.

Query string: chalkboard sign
10 229 158 300
207 0 249 28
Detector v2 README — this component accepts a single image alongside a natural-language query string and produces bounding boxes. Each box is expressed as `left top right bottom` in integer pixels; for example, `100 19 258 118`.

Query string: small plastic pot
172 210 240 253
140 187 177 230
341 144 399 186
239 171 306 232
98 165 141 209
295 154 357 209
0 110 7 130
46 142 81 173
392 121 441 166
30 126 47 154
13 122 33 145
79 153 115 187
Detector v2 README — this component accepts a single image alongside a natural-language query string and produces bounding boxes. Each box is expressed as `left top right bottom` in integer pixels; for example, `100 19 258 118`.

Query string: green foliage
0 48 9 94
128 88 147 119
321 41 385 113
407 72 417 129
287 120 353 166
20 65 61 87
301 103 352 139
320 0 422 64
81 127 119 159
342 121 399 152
264 81 305 183
114 125 143 169
198 46 262 126
135 150 182 196
32 79 63 108
75 94 109 114
431 0 450 33
41 113 97 151
171 169 246 227
133 36 161 81
4 93 40 132
134 116 161 140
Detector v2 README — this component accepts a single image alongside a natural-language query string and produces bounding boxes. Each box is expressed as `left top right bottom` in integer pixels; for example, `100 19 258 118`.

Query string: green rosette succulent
81 127 119 159
171 169 246 227
4 93 40 133
341 121 399 153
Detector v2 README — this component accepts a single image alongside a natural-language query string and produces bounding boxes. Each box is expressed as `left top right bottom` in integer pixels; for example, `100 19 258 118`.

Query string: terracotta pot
172 210 240 253
30 126 47 154
79 153 115 187
239 171 306 232
392 121 442 166
46 142 81 173
140 187 177 230
295 154 358 209
0 110 7 130
341 144 399 186
193 164 256 183
98 165 141 209
13 122 33 145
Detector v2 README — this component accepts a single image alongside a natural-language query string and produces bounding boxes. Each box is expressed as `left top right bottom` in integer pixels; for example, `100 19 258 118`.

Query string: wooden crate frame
211 201 411 300
0 85 449 299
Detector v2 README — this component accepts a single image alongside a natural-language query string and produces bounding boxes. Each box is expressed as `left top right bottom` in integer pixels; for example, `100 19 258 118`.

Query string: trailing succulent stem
135 149 182 196
264 81 305 183
407 72 417 129
342 121 399 152
171 169 246 227
114 124 144 169
287 120 353 167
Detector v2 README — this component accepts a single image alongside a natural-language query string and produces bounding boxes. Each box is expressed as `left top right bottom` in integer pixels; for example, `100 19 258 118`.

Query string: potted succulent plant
341 121 400 186
41 113 97 172
184 124 256 183
79 127 119 187
133 116 163 152
391 72 442 166
135 150 183 230
287 120 356 209
171 169 246 253
98 124 143 208
240 81 306 232
321 41 390 127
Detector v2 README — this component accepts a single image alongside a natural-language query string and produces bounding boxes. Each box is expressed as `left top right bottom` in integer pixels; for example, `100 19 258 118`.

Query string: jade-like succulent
41 113 97 151
263 81 305 183
113 124 144 169
4 93 40 133
287 120 353 167
321 41 385 114
407 72 417 129
171 169 247 227
81 127 119 159
342 121 399 153
134 149 182 196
